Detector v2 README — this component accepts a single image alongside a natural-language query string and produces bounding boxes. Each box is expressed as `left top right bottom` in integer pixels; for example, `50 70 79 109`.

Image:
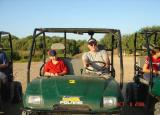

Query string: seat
63 58 74 75
71 58 84 75
63 58 84 75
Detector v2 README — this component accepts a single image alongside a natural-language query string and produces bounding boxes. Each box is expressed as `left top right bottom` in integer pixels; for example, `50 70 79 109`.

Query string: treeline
2 35 88 61
1 26 160 61
121 26 160 54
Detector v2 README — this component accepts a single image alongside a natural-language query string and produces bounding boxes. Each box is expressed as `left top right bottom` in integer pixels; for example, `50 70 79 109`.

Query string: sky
0 0 160 39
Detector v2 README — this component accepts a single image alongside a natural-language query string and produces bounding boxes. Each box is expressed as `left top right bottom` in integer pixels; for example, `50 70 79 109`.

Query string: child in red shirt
143 47 160 80
44 50 68 76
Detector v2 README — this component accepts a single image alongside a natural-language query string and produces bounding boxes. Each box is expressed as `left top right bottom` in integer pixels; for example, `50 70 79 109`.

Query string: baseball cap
88 38 97 44
48 50 57 56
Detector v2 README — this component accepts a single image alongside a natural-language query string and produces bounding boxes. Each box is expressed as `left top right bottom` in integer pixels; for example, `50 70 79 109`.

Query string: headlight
28 96 43 104
103 97 117 107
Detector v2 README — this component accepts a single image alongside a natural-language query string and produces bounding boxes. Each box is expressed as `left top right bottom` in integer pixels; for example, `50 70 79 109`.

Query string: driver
82 38 110 75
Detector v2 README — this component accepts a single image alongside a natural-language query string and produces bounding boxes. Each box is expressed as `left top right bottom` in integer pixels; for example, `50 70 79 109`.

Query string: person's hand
54 73 59 76
50 73 55 76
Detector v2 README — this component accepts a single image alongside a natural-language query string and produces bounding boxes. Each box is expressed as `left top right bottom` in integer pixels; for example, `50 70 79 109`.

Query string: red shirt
145 56 160 71
44 58 68 74
157 58 160 63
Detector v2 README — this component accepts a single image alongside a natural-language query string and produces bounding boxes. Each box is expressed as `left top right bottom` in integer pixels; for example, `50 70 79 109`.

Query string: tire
10 81 22 103
126 82 148 107
125 82 134 106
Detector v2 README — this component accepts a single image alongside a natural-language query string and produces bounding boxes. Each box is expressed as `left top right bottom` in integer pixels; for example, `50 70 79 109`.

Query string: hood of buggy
23 75 123 113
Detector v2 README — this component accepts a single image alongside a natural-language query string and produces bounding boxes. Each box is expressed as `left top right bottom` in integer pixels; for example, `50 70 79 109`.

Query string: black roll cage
27 28 124 89
134 30 160 86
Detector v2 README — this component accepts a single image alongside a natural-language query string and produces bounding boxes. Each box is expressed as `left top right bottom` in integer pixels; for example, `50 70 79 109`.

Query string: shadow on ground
121 106 153 115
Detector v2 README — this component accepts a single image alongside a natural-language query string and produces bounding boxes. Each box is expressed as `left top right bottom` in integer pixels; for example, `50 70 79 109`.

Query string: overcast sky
0 0 160 38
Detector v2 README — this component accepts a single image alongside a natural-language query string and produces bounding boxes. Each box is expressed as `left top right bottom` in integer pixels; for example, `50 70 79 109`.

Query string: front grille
53 104 91 112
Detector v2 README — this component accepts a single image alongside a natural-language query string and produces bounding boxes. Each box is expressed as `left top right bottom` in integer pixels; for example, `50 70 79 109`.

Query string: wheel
126 82 148 107
125 82 134 106
10 81 22 103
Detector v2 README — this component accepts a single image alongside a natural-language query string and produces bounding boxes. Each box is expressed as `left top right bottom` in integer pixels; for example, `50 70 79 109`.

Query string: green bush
12 51 21 60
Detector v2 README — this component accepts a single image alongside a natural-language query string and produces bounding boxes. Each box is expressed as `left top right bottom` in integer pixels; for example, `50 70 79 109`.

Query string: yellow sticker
63 96 80 102
69 80 75 84
60 96 83 104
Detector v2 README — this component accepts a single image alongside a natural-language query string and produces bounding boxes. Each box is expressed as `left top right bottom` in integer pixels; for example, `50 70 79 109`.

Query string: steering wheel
85 61 107 72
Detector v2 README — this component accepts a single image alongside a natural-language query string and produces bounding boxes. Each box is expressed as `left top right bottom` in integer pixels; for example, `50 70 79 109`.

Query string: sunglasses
89 42 97 46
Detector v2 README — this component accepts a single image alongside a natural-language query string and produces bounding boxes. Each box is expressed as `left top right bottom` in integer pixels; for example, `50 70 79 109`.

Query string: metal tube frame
27 28 124 90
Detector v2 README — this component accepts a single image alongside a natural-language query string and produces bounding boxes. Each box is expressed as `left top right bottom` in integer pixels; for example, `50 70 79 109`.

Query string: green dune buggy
22 28 124 115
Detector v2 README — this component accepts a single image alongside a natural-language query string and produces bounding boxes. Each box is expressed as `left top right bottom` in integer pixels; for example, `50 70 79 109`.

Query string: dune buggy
22 28 124 115
0 31 22 114
125 30 160 115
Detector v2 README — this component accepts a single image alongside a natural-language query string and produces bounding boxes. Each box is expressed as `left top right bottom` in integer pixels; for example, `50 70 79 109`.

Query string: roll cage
134 30 160 85
27 28 124 89
0 31 13 80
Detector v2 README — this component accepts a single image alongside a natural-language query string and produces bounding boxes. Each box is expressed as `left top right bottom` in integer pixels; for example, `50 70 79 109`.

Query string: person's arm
0 63 8 69
82 53 89 68
0 52 8 69
104 54 110 68
55 70 67 76
101 50 110 68
82 59 89 68
44 61 55 76
44 72 55 76
143 63 150 73
142 62 157 74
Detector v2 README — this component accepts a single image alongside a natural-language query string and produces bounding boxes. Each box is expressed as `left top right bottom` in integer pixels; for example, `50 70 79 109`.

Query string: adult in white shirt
82 38 110 74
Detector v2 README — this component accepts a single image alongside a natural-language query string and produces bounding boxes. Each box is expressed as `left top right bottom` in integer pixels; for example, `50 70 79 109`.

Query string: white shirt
82 50 109 73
